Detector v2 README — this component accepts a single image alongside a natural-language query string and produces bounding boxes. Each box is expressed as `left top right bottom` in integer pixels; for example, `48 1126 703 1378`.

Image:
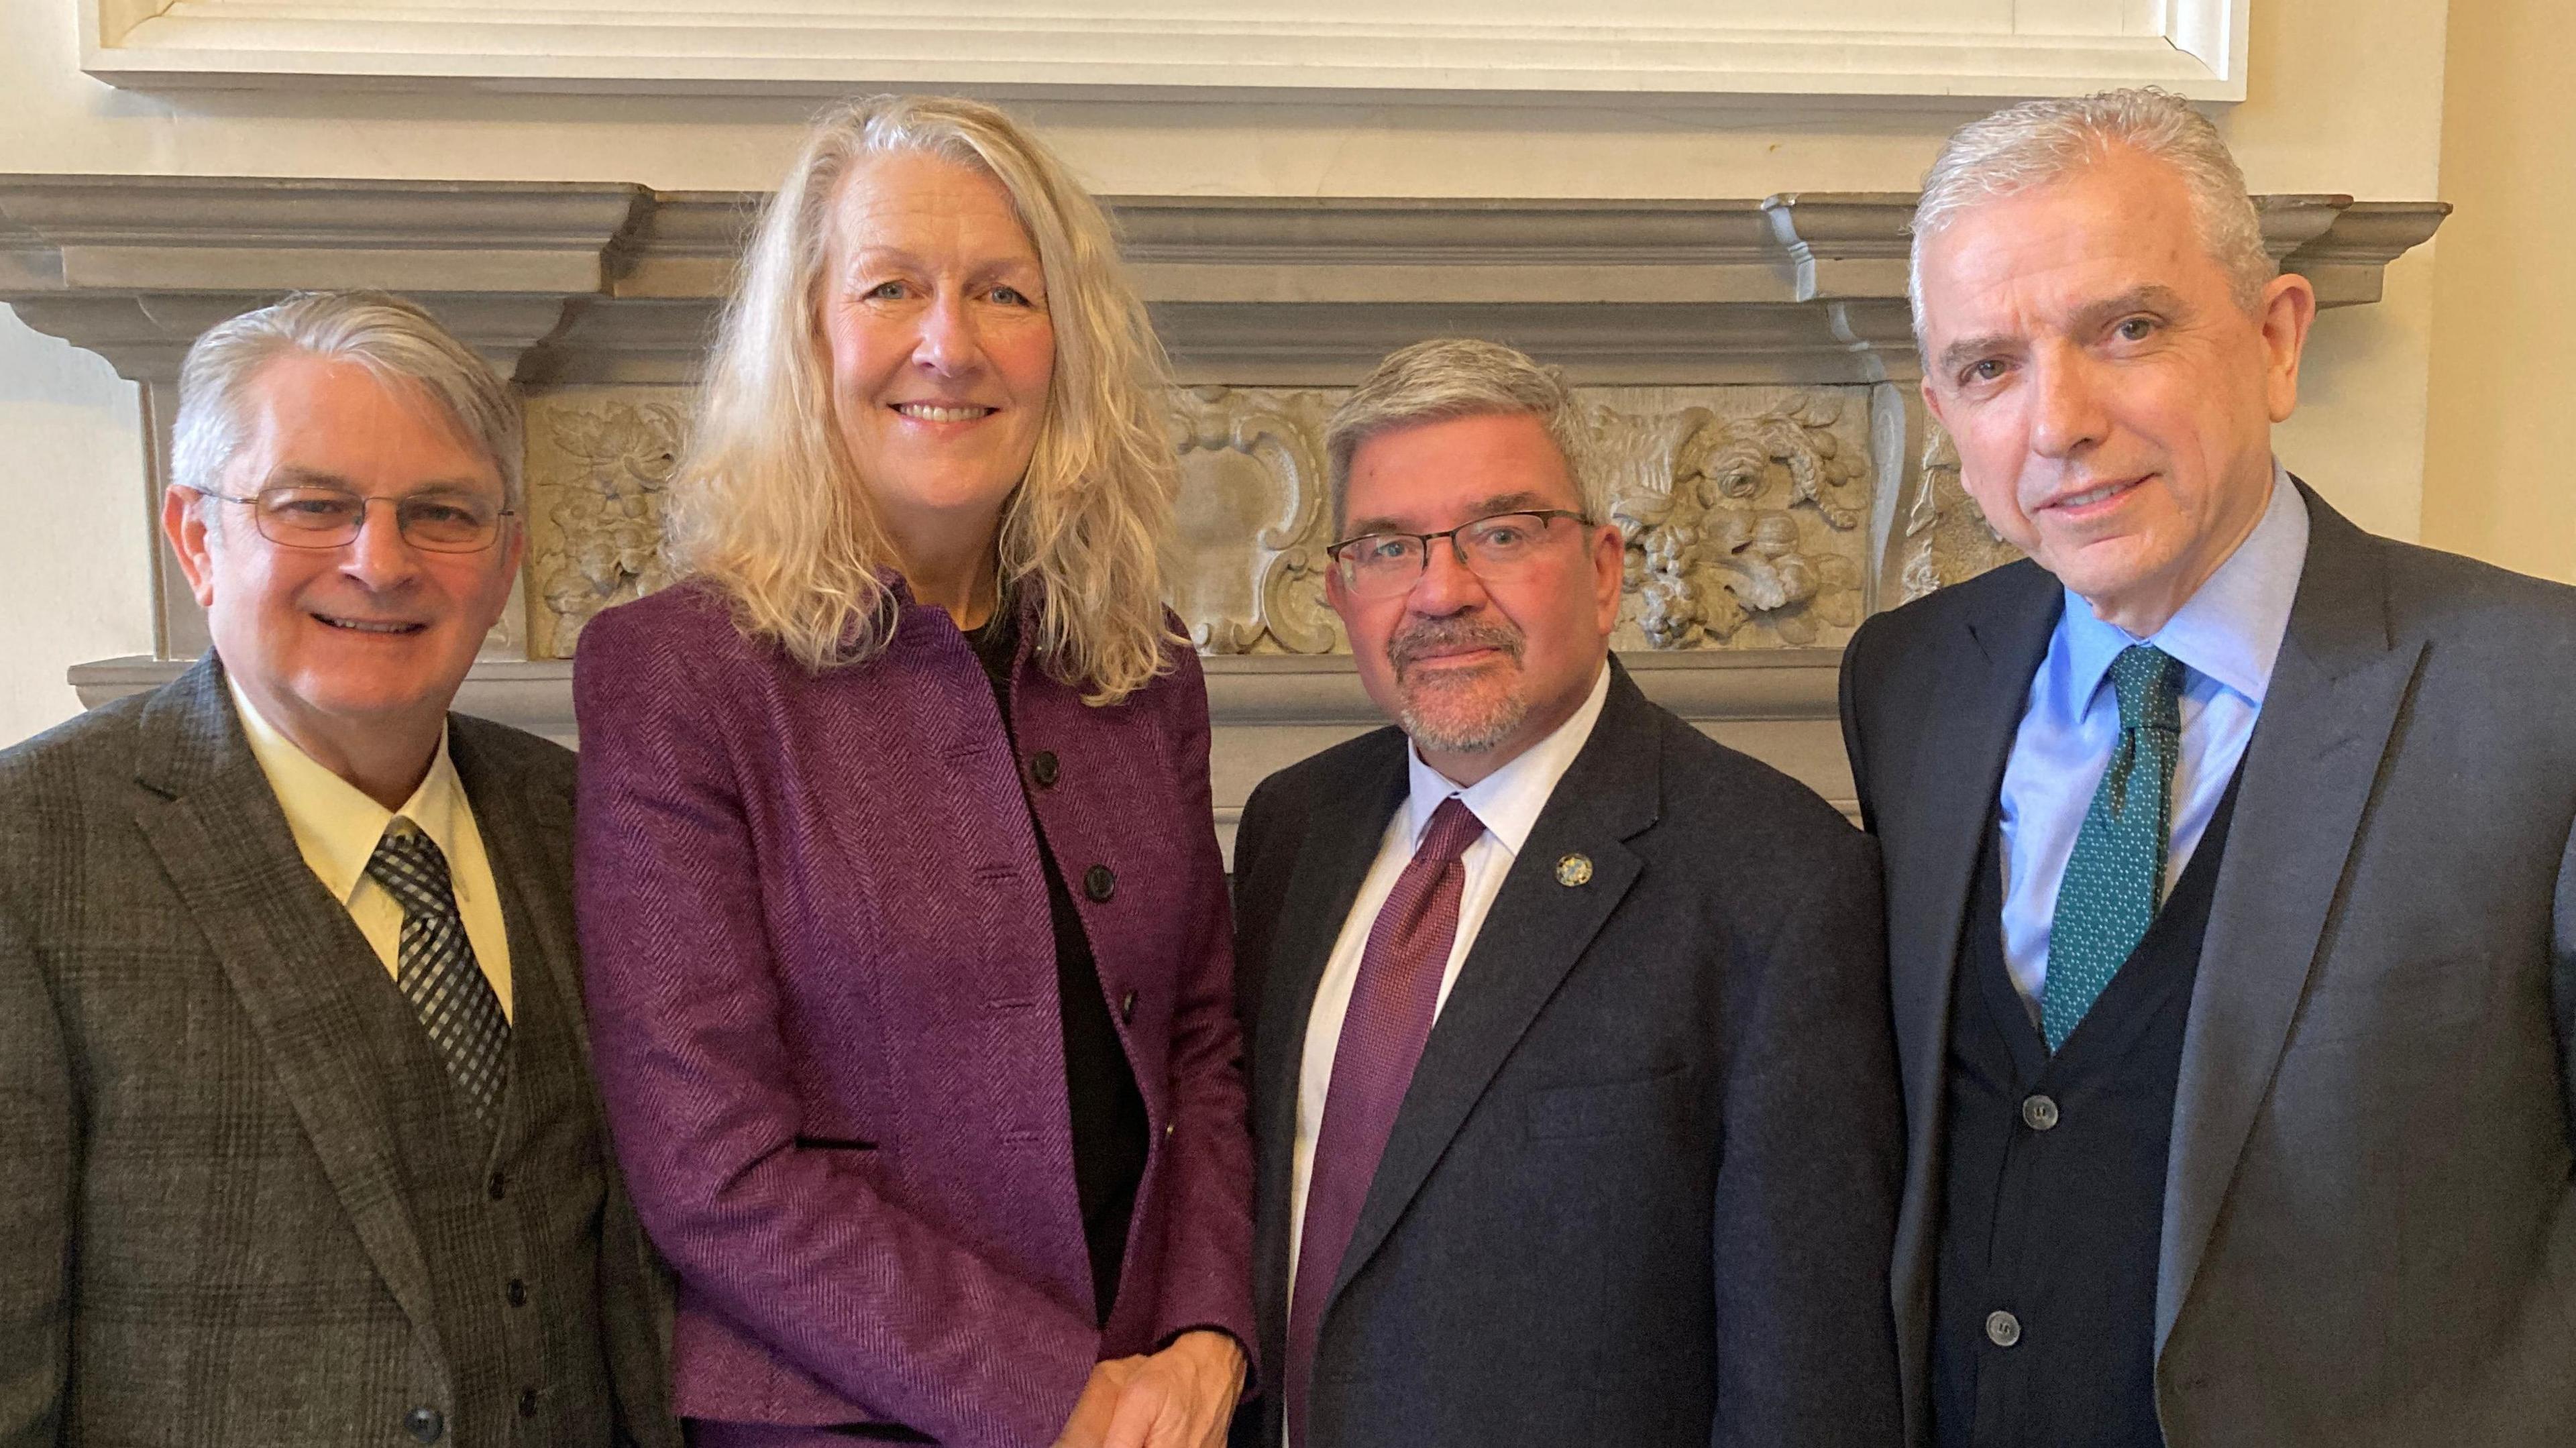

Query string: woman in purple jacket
572 95 1253 1448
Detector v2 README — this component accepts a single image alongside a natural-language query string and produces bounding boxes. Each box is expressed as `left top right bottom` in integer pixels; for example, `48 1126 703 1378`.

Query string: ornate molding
520 382 1882 661
1169 386 1342 657
523 391 684 661
1605 390 1870 650
80 0 2249 103
1896 421 2023 604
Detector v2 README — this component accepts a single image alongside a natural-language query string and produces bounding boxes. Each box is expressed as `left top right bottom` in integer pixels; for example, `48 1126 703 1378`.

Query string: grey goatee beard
1387 616 1528 755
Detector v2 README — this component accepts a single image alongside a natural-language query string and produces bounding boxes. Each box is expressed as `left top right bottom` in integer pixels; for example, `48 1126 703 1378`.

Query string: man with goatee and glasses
1228 337 1904 1448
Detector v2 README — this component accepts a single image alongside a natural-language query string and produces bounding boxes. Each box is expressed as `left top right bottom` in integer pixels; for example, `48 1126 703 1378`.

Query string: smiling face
166 352 520 769
1915 146 2315 634
1328 410 1624 787
818 149 1056 568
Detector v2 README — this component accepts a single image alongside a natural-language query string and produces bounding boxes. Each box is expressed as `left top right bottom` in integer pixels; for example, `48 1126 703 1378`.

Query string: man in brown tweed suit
0 292 677 1448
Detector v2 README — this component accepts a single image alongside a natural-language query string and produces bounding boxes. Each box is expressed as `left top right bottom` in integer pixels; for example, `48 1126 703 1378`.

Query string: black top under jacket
965 601 1151 1326
1935 769 2243 1448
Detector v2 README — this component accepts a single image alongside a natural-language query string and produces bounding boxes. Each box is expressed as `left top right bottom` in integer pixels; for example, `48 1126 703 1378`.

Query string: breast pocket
1524 1066 1688 1141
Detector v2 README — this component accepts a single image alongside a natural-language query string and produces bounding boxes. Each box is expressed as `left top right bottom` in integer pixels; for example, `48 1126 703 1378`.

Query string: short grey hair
1909 87 2275 339
171 290 523 518
1324 338 1597 536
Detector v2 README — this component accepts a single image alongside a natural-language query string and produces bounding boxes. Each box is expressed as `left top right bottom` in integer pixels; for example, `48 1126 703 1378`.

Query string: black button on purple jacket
571 579 1256 1448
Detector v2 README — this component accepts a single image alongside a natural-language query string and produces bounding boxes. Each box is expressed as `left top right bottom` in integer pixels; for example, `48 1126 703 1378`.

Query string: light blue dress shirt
1996 464 2310 1009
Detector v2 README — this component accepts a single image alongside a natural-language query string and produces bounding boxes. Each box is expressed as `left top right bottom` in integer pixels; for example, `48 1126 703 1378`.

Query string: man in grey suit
0 292 677 1448
1230 338 1903 1448
1841 89 2576 1447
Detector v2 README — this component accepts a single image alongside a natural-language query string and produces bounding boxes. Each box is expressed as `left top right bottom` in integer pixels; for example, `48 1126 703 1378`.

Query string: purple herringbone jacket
572 579 1255 1448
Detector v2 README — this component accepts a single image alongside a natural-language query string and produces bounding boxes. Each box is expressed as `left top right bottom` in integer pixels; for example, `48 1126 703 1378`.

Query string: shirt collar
226 673 468 907
2059 461 2308 709
1402 660 1611 858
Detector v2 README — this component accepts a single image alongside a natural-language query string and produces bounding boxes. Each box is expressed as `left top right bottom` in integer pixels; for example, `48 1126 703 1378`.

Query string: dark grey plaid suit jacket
0 655 678 1448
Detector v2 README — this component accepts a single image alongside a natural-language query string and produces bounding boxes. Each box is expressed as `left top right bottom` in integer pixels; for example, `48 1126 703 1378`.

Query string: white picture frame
80 0 2249 104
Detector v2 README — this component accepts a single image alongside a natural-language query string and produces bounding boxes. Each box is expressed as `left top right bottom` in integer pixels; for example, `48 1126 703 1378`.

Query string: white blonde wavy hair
667 93 1180 703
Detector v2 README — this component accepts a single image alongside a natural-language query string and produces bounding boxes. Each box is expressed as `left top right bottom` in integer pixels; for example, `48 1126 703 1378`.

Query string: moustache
1387 618 1525 677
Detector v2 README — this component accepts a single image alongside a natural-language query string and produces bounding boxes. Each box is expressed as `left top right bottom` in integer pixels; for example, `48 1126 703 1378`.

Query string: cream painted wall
0 0 2458 745
2422 0 2575 585
0 321 152 748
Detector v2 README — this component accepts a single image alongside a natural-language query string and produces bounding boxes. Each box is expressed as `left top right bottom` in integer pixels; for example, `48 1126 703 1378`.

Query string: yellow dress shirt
228 677 514 1020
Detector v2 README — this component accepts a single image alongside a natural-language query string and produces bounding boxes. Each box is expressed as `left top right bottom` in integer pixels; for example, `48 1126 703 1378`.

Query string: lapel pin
1555 852 1593 887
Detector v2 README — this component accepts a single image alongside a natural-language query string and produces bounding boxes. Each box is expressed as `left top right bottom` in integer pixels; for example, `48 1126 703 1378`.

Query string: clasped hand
1053 1329 1247 1448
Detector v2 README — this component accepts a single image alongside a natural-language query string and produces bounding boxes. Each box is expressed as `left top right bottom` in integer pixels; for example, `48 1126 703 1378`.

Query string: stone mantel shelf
0 176 2448 388
10 174 2442 813
69 650 1847 743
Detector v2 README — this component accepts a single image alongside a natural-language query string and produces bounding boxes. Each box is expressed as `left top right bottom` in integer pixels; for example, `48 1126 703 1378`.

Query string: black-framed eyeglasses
1324 508 1591 599
194 484 517 555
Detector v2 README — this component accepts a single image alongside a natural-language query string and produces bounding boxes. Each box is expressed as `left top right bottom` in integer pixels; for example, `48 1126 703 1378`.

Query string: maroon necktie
1286 795 1487 1448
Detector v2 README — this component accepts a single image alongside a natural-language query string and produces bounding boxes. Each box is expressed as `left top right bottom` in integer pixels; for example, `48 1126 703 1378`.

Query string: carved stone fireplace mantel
0 175 2444 825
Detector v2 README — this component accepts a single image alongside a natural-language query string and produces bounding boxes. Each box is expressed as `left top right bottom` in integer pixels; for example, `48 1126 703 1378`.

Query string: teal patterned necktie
2040 644 2185 1052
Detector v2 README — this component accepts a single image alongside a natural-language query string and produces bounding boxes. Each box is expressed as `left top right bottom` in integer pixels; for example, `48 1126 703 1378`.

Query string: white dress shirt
229 676 514 1019
1996 463 2308 1009
1285 661 1611 1313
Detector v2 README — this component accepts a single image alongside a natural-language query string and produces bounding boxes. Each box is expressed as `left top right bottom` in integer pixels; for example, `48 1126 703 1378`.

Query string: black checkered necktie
365 822 511 1134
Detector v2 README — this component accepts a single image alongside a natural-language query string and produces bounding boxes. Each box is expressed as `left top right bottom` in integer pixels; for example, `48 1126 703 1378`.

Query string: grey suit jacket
1840 485 2576 1447
1231 661 1904 1448
0 655 678 1448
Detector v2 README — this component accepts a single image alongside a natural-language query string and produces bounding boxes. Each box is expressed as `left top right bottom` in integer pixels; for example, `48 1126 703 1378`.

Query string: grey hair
1909 87 2275 339
170 290 523 519
1324 338 1597 536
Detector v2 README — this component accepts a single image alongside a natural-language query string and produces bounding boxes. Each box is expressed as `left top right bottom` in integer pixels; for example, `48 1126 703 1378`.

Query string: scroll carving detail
1168 386 1344 655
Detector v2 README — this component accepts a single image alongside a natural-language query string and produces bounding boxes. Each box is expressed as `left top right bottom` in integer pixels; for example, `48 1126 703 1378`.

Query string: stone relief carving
1593 389 1869 651
1168 386 1344 655
521 383 1880 659
1165 384 1875 655
1897 420 2022 602
523 390 684 660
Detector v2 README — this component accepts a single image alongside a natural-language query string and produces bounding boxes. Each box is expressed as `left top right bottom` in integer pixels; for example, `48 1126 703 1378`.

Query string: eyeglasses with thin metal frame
1324 508 1593 598
193 484 518 555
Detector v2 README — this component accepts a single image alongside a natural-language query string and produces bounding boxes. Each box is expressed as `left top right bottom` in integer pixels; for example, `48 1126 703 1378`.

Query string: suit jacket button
506 1278 528 1307
518 1388 540 1418
1986 1310 2023 1348
1120 990 1138 1024
2020 1094 2060 1131
405 1407 445 1443
1030 751 1061 789
1083 865 1116 903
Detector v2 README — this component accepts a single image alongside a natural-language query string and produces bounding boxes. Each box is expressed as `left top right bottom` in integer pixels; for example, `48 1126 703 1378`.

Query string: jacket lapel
2157 491 2422 1351
1329 665 1658 1302
1251 736 1411 1166
450 724 592 1076
1884 563 2059 1385
129 656 453 1380
1249 727 1408 1405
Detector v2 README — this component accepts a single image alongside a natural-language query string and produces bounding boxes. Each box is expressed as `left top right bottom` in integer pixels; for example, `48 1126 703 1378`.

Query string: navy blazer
1232 661 1904 1448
